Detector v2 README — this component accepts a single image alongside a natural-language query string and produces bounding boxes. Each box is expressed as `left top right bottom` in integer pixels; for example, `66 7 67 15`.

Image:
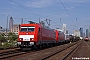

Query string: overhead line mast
44 18 51 27
6 15 9 33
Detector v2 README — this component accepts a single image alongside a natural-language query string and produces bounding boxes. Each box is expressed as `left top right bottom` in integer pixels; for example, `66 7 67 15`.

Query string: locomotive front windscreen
20 26 35 32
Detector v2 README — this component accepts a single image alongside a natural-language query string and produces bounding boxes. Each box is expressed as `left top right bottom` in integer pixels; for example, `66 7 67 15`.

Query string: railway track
62 40 90 60
0 47 33 59
85 41 90 48
5 41 80 60
0 41 82 60
0 48 25 59
41 40 82 60
0 51 26 59
61 41 82 60
0 45 58 59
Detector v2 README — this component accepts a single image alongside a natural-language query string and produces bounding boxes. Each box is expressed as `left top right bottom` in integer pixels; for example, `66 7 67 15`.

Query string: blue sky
0 0 90 34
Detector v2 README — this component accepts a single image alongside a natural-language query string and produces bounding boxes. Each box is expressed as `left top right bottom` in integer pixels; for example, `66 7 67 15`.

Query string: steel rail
61 41 82 60
41 41 81 60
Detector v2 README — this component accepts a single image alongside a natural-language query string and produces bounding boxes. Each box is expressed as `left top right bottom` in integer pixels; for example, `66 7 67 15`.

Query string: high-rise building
86 29 89 37
74 30 80 37
79 27 83 37
89 26 90 37
62 23 66 34
9 17 13 30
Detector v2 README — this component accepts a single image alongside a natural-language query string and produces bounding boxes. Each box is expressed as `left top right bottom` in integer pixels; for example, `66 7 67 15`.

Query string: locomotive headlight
19 38 23 40
30 38 34 41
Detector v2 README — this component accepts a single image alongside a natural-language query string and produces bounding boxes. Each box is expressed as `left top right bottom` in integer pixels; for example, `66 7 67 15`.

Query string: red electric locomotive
55 30 65 44
17 23 56 50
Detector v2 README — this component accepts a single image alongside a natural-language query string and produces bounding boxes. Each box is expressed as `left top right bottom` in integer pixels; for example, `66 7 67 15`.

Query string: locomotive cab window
20 26 35 32
28 27 35 32
20 27 27 32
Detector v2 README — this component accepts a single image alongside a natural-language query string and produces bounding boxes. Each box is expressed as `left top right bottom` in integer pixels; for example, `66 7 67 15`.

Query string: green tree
0 33 7 48
0 33 6 43
0 32 18 49
8 32 18 46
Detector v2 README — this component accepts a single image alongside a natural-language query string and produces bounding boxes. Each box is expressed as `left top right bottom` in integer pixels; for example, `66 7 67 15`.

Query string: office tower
79 27 83 37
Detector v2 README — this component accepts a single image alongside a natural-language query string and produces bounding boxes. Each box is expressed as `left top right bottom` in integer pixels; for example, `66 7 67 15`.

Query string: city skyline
0 0 90 34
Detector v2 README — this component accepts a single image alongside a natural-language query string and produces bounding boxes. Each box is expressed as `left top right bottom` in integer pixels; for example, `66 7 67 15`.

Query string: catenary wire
9 0 45 18
60 0 77 28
